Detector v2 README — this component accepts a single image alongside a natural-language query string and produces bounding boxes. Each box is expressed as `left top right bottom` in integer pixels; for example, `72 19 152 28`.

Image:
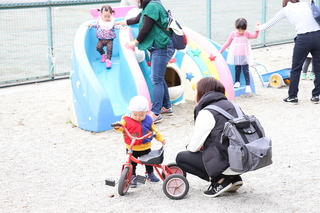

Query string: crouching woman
176 77 243 197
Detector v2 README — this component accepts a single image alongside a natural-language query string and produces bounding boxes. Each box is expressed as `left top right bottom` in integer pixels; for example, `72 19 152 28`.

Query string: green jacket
138 1 171 50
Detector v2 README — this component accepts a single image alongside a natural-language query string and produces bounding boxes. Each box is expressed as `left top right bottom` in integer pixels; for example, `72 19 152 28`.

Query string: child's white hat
127 96 149 112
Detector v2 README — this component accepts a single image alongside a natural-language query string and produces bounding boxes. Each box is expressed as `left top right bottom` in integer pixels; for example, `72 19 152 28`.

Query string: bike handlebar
111 122 155 140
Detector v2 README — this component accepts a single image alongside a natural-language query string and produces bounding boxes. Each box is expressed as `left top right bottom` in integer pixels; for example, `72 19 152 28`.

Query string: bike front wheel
118 166 131 196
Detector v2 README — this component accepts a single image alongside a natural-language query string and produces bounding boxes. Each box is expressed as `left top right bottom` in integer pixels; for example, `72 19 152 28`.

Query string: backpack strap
232 103 244 117
150 0 164 7
150 1 172 34
154 22 171 37
204 103 243 119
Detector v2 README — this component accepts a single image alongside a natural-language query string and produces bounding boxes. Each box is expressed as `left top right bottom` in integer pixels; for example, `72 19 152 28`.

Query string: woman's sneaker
203 177 232 198
226 175 243 192
145 172 160 182
160 107 173 116
301 73 307 80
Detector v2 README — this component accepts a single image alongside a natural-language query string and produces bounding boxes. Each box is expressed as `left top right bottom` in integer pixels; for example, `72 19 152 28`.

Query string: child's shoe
234 82 240 88
301 73 307 80
309 73 315 80
106 59 112 69
245 85 252 93
145 172 160 182
100 54 107 62
130 175 137 188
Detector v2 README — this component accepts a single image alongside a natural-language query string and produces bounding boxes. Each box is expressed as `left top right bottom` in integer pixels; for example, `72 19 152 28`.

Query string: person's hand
87 23 93 29
255 22 260 31
125 40 139 48
113 122 122 130
115 20 127 26
161 140 166 146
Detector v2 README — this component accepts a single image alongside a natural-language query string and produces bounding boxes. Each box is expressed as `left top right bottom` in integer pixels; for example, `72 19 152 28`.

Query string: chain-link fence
0 0 317 86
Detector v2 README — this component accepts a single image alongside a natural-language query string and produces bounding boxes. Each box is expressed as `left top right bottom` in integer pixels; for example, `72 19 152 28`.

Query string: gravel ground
1 43 320 212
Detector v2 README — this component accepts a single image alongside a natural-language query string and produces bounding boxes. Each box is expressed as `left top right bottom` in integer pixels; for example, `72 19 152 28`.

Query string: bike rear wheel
161 163 187 179
118 166 131 196
163 174 189 200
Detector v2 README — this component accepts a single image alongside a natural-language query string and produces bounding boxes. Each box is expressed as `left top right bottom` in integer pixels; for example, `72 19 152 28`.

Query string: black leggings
176 151 210 181
96 39 113 60
235 64 250 85
128 148 153 176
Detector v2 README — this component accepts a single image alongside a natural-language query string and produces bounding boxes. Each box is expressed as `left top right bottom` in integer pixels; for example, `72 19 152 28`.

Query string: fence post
261 0 267 46
46 0 54 79
206 0 211 39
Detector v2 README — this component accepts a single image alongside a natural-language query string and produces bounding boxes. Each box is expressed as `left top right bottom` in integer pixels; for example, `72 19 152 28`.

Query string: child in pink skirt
220 18 260 93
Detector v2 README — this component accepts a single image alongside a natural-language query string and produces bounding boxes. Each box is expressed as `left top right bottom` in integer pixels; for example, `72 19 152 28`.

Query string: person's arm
125 15 154 48
113 117 127 132
151 123 166 145
259 10 286 31
245 30 259 39
220 32 234 53
113 24 121 30
87 20 98 29
126 13 141 25
187 110 216 152
116 13 141 26
136 15 154 43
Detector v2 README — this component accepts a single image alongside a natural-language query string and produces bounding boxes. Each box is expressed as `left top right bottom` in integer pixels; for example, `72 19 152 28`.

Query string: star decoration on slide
191 47 201 57
76 81 81 89
209 54 216 61
203 70 209 75
169 58 176 64
186 72 194 81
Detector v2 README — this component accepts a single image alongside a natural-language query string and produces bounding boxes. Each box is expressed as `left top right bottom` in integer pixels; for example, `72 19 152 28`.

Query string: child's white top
97 16 115 30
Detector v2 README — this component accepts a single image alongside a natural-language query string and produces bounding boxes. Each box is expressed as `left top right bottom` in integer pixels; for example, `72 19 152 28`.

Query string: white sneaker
234 82 240 88
245 85 252 93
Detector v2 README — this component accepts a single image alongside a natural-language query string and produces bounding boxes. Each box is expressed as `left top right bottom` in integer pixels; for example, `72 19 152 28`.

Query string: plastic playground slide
70 7 150 132
70 6 250 132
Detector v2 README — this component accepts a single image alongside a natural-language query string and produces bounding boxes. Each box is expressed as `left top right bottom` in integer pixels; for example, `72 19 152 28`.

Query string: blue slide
70 7 150 132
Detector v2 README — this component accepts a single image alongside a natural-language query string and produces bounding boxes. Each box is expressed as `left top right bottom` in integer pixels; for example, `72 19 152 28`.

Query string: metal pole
261 0 267 46
46 0 54 78
206 0 211 39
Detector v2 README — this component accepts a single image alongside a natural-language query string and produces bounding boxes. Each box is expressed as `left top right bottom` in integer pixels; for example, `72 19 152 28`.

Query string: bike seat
139 147 164 165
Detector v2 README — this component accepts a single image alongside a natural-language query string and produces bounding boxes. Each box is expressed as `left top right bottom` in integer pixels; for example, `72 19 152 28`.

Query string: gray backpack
205 104 272 173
